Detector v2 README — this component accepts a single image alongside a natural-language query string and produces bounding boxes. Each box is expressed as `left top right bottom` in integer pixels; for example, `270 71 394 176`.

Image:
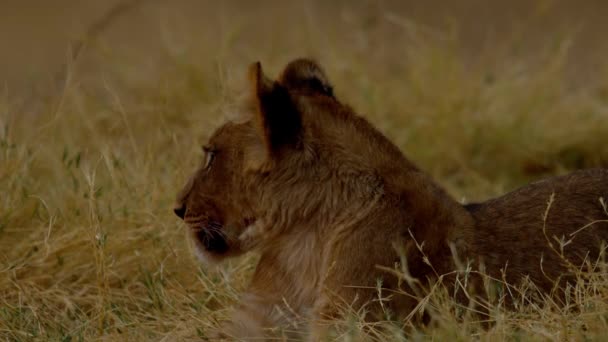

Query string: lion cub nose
173 205 186 219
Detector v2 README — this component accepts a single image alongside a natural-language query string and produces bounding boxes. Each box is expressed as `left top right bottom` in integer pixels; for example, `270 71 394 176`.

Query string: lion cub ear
278 58 334 97
248 62 302 165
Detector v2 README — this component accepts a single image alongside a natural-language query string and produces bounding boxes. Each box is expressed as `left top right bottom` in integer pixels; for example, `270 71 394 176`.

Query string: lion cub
174 58 608 340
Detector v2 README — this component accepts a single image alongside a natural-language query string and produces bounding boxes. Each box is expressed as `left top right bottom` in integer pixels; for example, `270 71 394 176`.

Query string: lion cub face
174 59 338 263
174 121 258 263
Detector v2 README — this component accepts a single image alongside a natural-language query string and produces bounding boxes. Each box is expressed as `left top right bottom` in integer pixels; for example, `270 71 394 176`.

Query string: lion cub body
174 59 608 339
467 169 608 290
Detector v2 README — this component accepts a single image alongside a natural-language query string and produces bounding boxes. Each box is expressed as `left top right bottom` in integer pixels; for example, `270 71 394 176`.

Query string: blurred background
2 1 608 340
3 0 608 88
3 0 608 189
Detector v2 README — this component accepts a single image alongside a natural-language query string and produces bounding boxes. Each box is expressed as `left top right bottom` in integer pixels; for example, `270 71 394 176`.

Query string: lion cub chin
174 58 608 340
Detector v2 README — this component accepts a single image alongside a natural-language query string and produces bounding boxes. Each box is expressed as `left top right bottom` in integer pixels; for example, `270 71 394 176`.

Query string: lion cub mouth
187 220 229 254
195 229 228 253
185 217 258 255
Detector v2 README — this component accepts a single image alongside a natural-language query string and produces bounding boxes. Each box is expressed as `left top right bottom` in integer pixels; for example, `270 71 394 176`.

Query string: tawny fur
174 58 608 340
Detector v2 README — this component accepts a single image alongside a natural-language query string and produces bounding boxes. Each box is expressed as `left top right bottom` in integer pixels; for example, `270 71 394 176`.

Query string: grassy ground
2 1 608 340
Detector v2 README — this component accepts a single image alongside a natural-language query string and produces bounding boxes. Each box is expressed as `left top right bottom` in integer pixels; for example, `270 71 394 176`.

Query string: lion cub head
174 58 393 264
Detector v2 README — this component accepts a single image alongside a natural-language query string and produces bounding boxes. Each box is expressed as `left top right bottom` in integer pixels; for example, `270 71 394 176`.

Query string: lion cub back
466 168 608 290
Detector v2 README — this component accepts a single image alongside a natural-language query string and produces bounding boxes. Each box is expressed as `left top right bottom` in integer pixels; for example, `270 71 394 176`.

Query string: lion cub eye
202 146 217 170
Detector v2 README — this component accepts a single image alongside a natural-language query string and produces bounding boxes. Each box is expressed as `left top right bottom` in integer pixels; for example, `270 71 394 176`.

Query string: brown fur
174 58 608 340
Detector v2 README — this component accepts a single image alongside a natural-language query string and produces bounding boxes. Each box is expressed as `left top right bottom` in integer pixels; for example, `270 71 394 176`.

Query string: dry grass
2 1 608 341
